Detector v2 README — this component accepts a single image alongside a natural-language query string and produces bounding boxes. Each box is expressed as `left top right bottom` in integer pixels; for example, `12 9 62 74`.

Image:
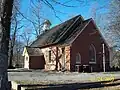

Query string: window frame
89 44 96 64
76 53 81 64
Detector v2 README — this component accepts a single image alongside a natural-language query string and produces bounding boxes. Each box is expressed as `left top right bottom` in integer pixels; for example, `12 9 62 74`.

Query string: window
49 51 51 63
76 53 81 64
89 44 96 63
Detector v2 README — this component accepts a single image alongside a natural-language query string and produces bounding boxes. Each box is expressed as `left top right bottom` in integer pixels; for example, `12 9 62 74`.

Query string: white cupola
42 19 51 31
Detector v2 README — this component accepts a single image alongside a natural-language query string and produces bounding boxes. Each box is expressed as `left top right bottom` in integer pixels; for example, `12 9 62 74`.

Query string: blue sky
20 0 110 26
17 0 110 44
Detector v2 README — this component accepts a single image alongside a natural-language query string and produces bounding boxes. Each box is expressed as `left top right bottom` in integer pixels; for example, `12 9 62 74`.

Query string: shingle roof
30 15 91 48
26 46 43 56
63 18 91 44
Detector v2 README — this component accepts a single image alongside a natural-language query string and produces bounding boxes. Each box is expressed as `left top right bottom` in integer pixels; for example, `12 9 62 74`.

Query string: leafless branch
41 0 62 21
17 25 24 30
63 0 73 4
13 4 38 25
51 0 77 7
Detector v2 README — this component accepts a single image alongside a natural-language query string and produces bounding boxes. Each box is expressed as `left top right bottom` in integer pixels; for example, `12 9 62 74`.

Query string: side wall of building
23 48 29 69
70 20 110 72
41 46 70 71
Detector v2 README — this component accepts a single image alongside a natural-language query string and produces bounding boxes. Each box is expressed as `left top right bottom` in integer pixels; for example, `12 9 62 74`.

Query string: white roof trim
22 47 29 56
70 19 110 51
70 19 91 44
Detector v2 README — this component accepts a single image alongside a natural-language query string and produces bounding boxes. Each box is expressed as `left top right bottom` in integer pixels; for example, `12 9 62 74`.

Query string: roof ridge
30 15 87 48
30 15 82 47
54 15 82 43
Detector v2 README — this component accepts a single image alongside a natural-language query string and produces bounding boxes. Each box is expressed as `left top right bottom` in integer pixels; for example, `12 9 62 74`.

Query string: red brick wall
29 56 45 69
70 20 110 72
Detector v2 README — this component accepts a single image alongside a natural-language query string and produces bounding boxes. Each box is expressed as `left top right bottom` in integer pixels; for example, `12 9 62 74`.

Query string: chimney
42 19 51 31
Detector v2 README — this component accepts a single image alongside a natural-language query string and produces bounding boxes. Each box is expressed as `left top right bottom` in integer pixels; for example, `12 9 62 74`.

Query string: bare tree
107 0 120 36
106 0 120 68
12 39 24 67
89 1 119 47
0 0 14 89
30 0 45 38
8 0 23 68
20 28 33 46
9 18 23 68
100 0 120 47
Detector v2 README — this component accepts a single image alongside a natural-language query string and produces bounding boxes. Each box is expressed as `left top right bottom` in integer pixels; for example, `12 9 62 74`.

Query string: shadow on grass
11 79 120 90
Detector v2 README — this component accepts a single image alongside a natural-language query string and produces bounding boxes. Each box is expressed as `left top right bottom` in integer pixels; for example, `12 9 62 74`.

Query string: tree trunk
0 0 14 89
9 44 14 68
8 18 17 68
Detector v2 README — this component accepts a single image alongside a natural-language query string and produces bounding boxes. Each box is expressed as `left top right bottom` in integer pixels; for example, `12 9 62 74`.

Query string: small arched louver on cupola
42 19 51 32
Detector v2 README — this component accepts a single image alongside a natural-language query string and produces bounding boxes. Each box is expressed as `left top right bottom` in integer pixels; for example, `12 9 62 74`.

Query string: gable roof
25 46 43 56
30 15 92 48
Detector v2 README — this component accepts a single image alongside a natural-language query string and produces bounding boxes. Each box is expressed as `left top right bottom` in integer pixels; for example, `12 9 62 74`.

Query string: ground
8 69 120 89
8 69 120 82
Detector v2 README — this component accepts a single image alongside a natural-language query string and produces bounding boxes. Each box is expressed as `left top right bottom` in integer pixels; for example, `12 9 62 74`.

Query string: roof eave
31 42 70 49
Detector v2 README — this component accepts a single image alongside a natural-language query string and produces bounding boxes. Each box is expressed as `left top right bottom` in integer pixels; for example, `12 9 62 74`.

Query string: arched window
76 53 81 64
89 44 96 63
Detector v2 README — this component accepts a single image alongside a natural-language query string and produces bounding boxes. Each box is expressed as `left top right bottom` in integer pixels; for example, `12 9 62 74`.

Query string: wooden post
102 43 106 72
62 47 65 69
55 47 58 70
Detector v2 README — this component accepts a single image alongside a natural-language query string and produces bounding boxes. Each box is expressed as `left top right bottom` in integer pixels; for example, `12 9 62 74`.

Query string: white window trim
89 61 96 64
89 44 96 64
